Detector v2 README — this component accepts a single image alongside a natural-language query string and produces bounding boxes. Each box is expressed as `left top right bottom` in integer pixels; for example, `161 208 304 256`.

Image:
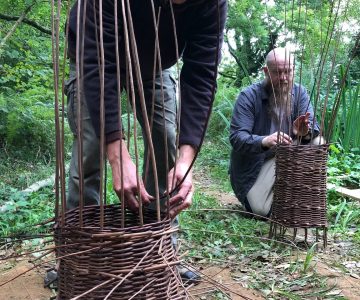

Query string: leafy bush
0 183 54 236
0 91 63 159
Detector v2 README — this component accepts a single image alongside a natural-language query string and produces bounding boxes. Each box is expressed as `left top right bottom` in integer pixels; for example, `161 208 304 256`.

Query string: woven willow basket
54 204 185 299
272 144 329 228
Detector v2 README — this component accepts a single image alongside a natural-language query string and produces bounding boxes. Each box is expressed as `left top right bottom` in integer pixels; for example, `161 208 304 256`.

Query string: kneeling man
229 48 323 217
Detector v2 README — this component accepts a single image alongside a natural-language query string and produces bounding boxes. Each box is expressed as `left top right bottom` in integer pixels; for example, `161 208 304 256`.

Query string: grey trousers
66 64 177 210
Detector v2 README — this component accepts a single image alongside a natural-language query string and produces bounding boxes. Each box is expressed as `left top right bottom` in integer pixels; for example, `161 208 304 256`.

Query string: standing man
65 0 227 219
229 48 321 217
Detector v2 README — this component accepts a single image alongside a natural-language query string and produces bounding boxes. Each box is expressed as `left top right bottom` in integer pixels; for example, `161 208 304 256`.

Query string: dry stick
113 0 125 229
0 2 34 49
103 237 162 300
125 0 161 221
75 0 85 227
120 0 144 225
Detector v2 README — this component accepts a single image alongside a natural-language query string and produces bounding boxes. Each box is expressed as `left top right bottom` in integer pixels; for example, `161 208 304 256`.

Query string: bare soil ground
0 261 54 300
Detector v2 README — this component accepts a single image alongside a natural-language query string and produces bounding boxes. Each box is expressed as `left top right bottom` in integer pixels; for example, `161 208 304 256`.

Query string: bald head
266 48 294 68
264 47 295 89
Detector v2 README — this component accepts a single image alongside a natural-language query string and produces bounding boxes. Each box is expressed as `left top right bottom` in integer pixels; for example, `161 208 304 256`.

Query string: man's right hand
262 131 292 149
107 140 152 211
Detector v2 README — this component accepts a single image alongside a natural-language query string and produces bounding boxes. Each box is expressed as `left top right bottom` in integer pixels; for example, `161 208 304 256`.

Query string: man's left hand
293 112 310 136
166 145 196 219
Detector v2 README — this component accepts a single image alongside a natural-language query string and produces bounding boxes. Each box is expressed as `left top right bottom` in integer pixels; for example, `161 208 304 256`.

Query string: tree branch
0 13 51 35
218 71 237 80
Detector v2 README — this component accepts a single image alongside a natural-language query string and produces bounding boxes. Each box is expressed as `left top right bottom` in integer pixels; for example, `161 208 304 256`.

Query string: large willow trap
55 205 184 299
270 144 329 247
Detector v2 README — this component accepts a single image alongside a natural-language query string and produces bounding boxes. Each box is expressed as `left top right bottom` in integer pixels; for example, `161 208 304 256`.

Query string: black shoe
178 267 201 285
44 268 58 290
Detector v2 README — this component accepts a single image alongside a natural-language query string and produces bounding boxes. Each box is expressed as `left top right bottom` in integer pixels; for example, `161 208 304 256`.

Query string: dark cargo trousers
65 63 177 211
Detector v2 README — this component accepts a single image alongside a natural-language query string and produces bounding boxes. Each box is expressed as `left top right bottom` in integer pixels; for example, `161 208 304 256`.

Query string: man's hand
107 140 152 211
293 112 310 136
262 131 292 149
167 145 196 219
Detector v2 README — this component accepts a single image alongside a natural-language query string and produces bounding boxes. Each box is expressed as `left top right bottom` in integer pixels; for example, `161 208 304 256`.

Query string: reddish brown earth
0 261 53 300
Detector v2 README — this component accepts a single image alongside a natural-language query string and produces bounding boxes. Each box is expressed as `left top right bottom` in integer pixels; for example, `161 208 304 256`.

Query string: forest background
0 0 359 299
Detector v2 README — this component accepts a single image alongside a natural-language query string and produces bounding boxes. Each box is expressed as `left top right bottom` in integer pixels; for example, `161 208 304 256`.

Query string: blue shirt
229 81 320 204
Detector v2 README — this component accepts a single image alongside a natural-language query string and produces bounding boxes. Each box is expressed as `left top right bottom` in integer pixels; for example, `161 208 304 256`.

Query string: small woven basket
54 204 185 299
272 144 329 228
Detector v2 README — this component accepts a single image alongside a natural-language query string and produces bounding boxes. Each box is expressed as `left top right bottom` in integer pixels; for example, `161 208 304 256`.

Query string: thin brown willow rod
0 242 82 261
70 279 116 300
59 0 72 218
163 261 195 300
149 4 172 218
184 208 295 231
327 35 360 141
169 1 182 194
0 234 54 246
310 0 343 140
113 0 125 228
0 241 112 288
181 226 300 250
181 261 253 300
125 0 161 221
308 0 338 111
127 279 156 300
102 237 162 300
75 0 85 226
159 252 194 300
51 0 64 225
295 0 308 145
121 0 144 225
144 4 165 207
142 5 161 196
289 0 300 139
55 0 66 217
162 0 221 196
319 31 345 140
263 2 285 144
98 0 106 229
79 0 88 223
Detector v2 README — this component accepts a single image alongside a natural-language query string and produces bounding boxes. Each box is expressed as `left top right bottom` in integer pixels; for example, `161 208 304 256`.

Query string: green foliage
207 80 239 146
0 183 54 237
0 0 70 161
